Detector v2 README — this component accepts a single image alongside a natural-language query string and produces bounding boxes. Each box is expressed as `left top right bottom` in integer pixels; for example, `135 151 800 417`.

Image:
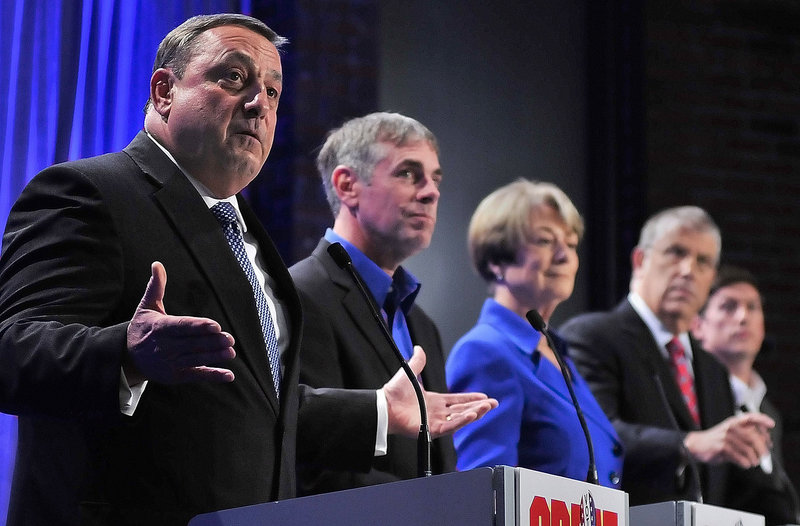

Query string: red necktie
667 336 700 426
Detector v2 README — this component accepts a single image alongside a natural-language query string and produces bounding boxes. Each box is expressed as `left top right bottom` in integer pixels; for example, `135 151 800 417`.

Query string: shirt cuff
119 369 148 416
375 389 388 456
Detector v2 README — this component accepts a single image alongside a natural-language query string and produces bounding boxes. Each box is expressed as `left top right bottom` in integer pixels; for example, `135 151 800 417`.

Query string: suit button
609 472 620 486
613 443 623 457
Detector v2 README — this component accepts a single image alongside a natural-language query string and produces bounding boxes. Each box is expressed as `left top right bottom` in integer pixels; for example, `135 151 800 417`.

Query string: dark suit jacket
290 238 456 494
728 396 800 524
559 299 734 507
0 133 376 526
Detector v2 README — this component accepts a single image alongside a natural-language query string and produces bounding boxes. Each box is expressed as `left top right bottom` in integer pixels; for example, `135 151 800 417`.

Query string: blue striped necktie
210 202 281 397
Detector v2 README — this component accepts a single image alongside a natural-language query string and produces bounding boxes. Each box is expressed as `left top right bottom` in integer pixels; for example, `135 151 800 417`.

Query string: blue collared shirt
324 229 420 360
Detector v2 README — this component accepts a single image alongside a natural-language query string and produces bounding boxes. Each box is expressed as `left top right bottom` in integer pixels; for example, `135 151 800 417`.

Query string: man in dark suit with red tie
560 206 774 509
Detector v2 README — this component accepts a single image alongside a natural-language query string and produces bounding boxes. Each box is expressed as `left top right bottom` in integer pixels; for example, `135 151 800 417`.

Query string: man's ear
332 165 359 209
149 69 175 118
631 246 645 271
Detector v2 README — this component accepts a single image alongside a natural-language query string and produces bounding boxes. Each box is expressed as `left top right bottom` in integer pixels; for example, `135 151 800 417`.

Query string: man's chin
660 304 699 329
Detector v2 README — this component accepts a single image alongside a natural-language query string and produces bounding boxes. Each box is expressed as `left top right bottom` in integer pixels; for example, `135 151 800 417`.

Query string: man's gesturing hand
125 262 236 385
383 345 498 438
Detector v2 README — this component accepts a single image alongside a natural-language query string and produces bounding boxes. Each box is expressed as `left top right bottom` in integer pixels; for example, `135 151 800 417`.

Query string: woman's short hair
468 178 583 282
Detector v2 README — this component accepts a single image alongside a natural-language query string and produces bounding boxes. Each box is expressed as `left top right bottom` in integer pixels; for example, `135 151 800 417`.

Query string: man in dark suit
560 206 774 508
0 15 493 526
693 265 800 524
290 112 457 494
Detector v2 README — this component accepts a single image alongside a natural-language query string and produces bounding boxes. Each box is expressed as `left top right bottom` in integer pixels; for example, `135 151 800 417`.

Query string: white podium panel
630 501 765 526
513 467 629 526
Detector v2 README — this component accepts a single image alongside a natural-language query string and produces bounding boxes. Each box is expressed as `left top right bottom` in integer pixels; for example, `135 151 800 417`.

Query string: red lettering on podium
571 504 581 526
530 496 550 526
550 499 570 526
602 510 618 526
528 496 617 526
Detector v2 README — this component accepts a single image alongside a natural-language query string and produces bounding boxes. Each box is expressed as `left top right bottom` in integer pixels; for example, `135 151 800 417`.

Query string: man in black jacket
0 15 493 525
693 265 800 524
561 206 773 508
291 112 457 494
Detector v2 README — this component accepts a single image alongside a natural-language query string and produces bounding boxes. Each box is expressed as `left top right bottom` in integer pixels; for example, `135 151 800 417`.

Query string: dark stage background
1 1 798 522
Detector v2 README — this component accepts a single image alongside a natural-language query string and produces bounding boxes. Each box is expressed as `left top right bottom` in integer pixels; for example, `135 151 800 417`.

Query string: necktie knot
211 201 238 228
666 336 685 357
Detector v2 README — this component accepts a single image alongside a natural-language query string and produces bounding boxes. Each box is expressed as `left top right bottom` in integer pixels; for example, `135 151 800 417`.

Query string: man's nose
417 176 440 204
243 87 267 118
679 257 695 276
734 305 749 323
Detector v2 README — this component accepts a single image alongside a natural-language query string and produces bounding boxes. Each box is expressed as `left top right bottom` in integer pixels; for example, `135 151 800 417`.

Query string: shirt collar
730 371 767 411
145 132 247 232
628 291 693 361
324 229 420 313
480 298 543 356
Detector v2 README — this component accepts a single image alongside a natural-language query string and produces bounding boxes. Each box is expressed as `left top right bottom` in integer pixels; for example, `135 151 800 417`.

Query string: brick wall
246 1 378 263
645 0 800 485
290 0 379 263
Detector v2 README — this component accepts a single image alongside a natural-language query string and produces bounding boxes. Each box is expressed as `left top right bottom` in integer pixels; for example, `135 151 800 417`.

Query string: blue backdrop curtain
0 0 258 522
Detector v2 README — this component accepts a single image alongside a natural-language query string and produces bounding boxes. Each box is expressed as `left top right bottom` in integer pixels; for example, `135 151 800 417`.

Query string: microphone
526 309 598 485
326 242 432 477
651 372 704 503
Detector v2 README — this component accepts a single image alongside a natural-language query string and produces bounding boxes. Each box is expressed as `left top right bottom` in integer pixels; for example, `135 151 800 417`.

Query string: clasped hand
684 412 775 469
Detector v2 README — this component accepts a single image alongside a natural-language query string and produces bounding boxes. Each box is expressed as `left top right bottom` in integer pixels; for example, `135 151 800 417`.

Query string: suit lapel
691 337 732 429
126 134 280 413
618 301 699 430
406 312 435 389
315 240 400 377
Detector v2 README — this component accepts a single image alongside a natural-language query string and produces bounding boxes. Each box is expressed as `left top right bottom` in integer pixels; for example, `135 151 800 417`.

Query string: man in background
693 265 800 524
291 112 460 494
561 206 773 508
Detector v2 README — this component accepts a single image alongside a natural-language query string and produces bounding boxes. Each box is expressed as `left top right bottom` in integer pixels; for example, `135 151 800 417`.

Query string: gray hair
317 112 439 216
144 14 287 112
468 179 584 282
637 205 721 263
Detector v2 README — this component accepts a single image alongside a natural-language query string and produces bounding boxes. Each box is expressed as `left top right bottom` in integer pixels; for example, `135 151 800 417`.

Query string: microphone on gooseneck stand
526 309 598 485
651 372 704 503
326 242 432 478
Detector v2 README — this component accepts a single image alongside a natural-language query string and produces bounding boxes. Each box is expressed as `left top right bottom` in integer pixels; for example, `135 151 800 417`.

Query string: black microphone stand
526 309 598 485
327 242 432 477
652 373 704 503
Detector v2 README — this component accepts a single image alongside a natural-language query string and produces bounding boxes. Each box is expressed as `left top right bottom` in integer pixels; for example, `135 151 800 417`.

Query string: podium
630 501 765 526
189 466 629 525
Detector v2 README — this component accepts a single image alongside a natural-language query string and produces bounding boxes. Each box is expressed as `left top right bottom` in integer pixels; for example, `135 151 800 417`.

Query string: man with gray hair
290 112 458 494
560 206 774 508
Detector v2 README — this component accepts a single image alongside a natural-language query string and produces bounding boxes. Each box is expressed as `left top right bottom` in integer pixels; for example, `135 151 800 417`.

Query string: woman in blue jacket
446 179 624 488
